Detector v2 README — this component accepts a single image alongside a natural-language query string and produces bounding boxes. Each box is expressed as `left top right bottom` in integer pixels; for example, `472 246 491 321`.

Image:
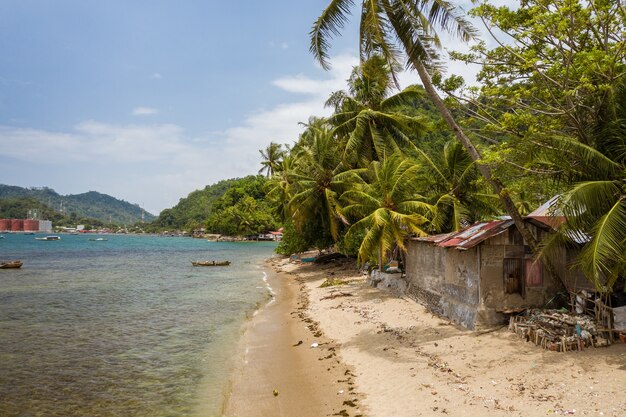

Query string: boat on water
89 237 108 241
191 260 231 267
0 260 23 269
35 235 61 241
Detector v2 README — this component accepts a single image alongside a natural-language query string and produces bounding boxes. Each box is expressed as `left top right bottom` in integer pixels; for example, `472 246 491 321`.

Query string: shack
404 215 590 330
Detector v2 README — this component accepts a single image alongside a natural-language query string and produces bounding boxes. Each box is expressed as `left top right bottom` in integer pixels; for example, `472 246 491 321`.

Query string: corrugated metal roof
413 219 514 250
528 195 561 217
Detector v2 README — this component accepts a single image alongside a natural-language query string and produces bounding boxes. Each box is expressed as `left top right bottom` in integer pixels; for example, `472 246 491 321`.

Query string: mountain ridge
0 184 155 224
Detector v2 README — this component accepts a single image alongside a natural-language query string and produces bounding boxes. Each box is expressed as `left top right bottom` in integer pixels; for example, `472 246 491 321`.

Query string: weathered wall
406 241 480 329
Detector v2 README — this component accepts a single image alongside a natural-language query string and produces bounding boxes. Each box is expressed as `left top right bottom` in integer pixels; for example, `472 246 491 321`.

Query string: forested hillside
0 185 154 224
147 175 278 235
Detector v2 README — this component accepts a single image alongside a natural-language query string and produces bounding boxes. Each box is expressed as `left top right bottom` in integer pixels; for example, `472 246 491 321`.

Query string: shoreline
223 257 626 417
222 258 362 416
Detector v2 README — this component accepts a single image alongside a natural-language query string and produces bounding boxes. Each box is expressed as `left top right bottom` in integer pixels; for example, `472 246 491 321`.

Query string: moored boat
0 260 23 269
35 235 61 241
191 260 231 267
89 237 108 241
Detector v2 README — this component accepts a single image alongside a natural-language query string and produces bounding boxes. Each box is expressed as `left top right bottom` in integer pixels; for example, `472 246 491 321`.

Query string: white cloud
0 54 361 214
132 107 158 116
151 72 162 79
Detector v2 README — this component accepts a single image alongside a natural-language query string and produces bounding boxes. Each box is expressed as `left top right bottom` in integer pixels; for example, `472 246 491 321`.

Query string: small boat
35 235 61 241
0 260 23 269
191 260 231 267
89 237 108 241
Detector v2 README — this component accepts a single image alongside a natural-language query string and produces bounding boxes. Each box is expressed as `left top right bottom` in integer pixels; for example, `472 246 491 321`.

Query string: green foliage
0 185 152 225
0 197 64 221
341 154 431 266
150 175 278 236
275 222 305 255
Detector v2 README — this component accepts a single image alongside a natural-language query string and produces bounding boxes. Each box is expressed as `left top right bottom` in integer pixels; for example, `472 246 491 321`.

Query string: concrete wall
405 242 480 329
406 224 567 329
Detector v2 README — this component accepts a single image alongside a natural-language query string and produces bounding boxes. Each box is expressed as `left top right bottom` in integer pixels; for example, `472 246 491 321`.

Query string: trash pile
509 309 606 352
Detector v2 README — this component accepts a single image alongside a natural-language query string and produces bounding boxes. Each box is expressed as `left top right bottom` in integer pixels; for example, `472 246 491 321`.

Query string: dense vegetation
146 176 278 236
0 184 153 225
260 0 625 294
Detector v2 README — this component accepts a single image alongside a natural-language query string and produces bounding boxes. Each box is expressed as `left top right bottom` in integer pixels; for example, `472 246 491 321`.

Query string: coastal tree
417 140 499 233
326 55 427 165
258 142 285 178
311 0 543 253
341 153 431 269
544 81 626 294
287 124 352 247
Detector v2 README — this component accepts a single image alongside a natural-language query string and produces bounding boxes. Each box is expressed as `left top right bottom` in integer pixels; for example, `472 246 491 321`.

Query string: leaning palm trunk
410 59 538 249
410 58 567 290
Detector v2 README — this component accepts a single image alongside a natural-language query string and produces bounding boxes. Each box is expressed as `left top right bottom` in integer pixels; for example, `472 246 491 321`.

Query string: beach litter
311 342 319 348
509 309 602 352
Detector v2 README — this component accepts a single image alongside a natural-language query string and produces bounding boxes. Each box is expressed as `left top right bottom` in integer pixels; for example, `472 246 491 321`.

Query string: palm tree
259 142 284 178
342 153 431 269
546 83 626 293
266 154 296 221
311 0 540 252
287 124 355 244
417 140 499 232
327 55 427 165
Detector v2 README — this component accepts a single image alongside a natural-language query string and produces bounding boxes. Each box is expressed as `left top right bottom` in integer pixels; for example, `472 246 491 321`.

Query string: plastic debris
310 342 319 348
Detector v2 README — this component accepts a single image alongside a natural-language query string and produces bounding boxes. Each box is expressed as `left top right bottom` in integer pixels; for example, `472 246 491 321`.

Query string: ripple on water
0 235 276 416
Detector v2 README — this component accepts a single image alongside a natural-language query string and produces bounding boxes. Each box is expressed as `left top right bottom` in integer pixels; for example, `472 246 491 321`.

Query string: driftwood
320 291 353 301
314 253 347 264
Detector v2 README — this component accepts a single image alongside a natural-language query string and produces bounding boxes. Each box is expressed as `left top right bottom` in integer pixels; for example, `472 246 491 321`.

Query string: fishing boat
0 260 23 269
35 235 61 241
191 260 231 267
89 237 108 241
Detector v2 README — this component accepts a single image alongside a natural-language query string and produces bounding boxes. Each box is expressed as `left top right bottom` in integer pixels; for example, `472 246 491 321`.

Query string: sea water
0 233 276 416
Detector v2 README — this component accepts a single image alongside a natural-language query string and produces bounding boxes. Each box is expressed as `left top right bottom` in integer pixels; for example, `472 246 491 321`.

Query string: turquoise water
0 233 276 416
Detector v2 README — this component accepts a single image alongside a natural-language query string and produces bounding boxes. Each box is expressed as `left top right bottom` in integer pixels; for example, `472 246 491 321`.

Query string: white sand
286 258 626 417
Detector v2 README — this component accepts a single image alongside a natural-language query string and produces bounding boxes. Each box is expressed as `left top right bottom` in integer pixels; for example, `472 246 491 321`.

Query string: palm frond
310 0 356 70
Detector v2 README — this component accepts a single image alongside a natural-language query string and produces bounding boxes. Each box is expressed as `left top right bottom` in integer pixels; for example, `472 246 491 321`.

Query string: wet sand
223 265 363 417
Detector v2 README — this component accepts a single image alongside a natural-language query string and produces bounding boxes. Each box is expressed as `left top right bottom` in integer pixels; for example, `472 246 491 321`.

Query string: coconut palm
547 83 626 293
327 55 427 165
342 153 431 269
287 124 355 244
417 140 499 232
266 154 296 221
311 0 540 251
258 142 284 178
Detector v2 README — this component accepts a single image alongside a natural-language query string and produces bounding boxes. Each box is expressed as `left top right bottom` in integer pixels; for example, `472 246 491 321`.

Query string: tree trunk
407 58 569 291
410 59 539 251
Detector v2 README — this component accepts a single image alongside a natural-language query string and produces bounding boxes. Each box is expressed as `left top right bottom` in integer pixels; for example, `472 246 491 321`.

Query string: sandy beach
224 258 626 417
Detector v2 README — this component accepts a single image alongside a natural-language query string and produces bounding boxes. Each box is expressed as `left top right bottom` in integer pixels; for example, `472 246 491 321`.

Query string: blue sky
0 0 485 214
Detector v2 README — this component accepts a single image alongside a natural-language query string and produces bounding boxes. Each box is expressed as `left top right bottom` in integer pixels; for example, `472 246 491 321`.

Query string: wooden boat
35 235 61 241
0 260 23 269
191 260 231 267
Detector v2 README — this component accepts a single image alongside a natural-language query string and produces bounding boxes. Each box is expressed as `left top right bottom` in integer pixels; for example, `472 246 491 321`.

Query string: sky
0 0 497 215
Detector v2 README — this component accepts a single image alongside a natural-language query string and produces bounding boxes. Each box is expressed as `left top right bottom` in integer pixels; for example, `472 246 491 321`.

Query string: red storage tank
11 219 24 232
0 219 10 232
23 219 39 232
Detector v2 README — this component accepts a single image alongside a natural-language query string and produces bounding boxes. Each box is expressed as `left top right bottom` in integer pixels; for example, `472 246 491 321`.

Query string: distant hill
0 184 155 224
149 175 276 233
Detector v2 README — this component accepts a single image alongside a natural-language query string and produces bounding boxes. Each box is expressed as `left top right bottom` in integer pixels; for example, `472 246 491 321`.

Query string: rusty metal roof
414 219 514 250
